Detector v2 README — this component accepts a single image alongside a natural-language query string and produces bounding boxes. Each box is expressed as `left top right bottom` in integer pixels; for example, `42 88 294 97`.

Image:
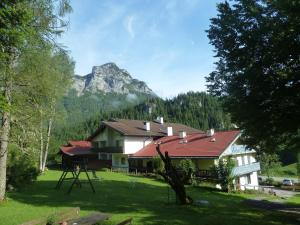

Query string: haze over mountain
72 62 156 96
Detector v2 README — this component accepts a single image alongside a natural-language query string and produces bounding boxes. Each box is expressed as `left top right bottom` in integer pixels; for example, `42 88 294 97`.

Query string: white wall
237 172 259 190
124 136 153 154
234 154 256 166
112 153 128 169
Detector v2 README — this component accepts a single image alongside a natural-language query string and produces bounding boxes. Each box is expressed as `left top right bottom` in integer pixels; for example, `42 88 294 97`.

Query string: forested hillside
50 92 232 161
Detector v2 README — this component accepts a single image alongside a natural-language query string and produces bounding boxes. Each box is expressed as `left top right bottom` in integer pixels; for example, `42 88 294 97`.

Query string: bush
6 145 39 190
177 159 196 184
212 157 235 192
152 156 164 172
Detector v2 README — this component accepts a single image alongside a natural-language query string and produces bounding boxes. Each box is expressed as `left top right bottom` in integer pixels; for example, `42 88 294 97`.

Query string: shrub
177 159 196 184
153 156 164 172
212 157 235 192
6 145 39 190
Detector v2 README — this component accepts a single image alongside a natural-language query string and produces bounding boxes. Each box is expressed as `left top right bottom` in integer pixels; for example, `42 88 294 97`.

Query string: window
246 174 251 184
247 155 251 164
241 156 245 165
116 140 120 147
121 157 126 165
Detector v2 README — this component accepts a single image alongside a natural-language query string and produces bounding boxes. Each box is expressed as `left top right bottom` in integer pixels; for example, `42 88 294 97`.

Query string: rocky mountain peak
72 63 155 96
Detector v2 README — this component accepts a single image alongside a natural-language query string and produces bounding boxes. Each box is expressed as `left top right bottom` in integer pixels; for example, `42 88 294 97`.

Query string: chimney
167 127 173 136
207 129 215 137
156 116 164 124
144 121 150 131
179 131 187 139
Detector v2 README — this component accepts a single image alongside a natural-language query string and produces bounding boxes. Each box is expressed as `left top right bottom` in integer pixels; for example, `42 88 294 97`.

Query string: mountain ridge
72 62 156 96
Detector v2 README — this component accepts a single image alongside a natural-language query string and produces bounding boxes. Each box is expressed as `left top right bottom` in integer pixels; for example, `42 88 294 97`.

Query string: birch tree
0 0 72 201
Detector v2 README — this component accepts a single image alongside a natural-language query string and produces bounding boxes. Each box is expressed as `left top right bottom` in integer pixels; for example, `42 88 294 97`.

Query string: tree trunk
39 119 44 172
155 144 192 205
0 85 12 201
41 117 53 172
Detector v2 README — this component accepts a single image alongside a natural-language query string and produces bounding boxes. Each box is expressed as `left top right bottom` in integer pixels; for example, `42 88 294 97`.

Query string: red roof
69 141 92 148
131 130 240 158
60 141 94 156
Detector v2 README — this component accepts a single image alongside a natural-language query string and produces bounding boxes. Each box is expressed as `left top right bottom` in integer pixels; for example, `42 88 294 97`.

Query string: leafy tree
258 153 281 178
212 157 235 192
0 0 72 201
6 144 39 190
206 0 300 152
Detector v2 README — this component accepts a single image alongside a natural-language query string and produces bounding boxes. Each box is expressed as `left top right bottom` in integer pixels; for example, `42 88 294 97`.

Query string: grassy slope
268 163 298 178
0 170 299 225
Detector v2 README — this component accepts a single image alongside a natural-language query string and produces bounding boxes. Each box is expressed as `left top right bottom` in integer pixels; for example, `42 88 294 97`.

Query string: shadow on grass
8 174 300 225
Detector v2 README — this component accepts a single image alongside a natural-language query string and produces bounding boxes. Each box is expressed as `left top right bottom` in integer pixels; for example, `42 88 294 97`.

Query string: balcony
232 162 260 177
96 146 123 154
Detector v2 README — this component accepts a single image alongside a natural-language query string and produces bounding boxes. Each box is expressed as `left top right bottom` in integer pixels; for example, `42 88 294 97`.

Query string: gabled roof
130 130 240 158
60 141 95 156
88 119 202 140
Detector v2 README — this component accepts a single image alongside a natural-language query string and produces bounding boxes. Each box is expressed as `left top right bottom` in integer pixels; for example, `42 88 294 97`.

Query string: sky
60 0 221 98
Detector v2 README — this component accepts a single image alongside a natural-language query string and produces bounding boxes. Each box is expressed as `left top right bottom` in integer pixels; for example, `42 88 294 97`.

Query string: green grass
268 163 298 178
0 170 299 225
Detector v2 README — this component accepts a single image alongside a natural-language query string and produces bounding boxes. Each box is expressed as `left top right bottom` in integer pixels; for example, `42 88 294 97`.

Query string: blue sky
60 0 221 98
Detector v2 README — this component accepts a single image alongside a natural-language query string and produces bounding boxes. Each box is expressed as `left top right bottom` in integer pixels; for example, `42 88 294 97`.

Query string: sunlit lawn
0 170 299 225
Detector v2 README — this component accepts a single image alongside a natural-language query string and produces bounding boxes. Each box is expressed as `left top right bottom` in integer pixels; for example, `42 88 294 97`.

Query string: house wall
194 159 215 170
237 171 259 190
112 153 128 170
235 154 256 166
232 154 259 190
123 136 153 154
92 127 124 148
136 158 216 170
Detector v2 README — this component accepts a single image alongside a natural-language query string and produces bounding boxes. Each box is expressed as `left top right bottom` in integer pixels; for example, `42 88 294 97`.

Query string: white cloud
124 15 135 38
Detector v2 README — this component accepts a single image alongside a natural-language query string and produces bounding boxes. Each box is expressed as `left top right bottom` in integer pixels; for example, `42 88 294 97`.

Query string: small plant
212 157 235 192
46 214 56 225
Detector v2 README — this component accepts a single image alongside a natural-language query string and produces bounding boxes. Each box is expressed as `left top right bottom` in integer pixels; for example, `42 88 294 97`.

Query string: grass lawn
0 170 299 225
267 163 298 178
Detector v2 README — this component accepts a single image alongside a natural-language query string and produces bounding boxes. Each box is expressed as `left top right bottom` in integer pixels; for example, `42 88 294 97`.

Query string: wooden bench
67 212 110 225
20 207 80 225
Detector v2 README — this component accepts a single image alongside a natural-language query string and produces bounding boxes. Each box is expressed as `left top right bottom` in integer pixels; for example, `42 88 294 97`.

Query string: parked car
282 179 294 186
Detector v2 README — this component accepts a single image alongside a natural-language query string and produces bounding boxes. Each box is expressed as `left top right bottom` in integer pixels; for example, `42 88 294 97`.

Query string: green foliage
258 153 281 178
212 157 235 192
0 0 73 199
177 159 196 175
297 154 300 178
177 159 196 185
152 156 164 173
6 145 39 190
46 214 56 225
206 0 300 152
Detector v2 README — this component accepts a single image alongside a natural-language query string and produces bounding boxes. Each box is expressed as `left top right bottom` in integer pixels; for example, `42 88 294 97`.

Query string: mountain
72 62 155 96
61 63 157 127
